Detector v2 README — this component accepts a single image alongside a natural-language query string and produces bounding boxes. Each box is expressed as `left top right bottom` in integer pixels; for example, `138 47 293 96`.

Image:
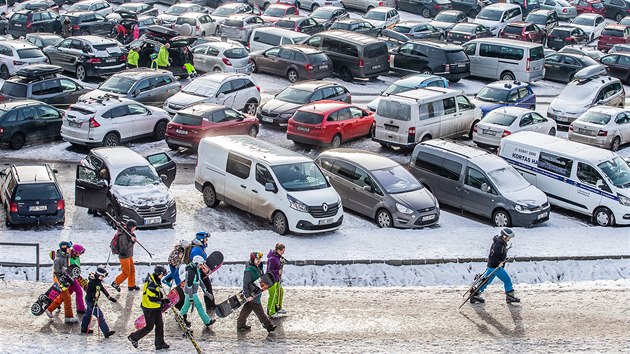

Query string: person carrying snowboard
45 241 76 323
163 239 189 287
179 255 215 328
80 267 117 337
236 252 277 333
112 220 140 292
188 232 216 314
128 266 170 350
266 243 286 318
68 244 86 315
470 228 520 304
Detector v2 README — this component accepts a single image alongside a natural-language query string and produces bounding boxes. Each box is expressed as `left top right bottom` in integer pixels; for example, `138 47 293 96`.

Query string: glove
108 297 117 303
203 291 213 301
160 298 171 305
184 286 194 296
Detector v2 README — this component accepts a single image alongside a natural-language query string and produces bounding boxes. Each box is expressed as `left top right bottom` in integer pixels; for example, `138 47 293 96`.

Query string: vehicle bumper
287 133 329 146
165 135 197 149
614 208 630 225
394 208 439 229
292 215 343 234
510 205 550 227
547 111 580 125
567 132 612 148
472 133 501 148
225 64 253 74
119 202 177 228
7 211 65 226
258 114 290 127
435 71 470 81
87 63 127 77
61 133 103 147
371 136 415 149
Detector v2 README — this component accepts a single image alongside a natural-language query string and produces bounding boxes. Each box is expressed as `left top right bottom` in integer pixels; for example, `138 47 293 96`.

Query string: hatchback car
25 32 63 49
609 43 630 52
329 18 381 36
262 4 299 23
287 101 374 148
163 73 260 115
570 12 606 40
316 149 440 228
598 23 630 51
158 3 208 27
541 0 578 19
220 14 266 43
192 41 252 74
600 52 630 83
547 25 590 50
44 36 125 81
568 105 630 150
559 44 607 60
67 0 113 17
544 52 600 82
620 15 630 24
7 9 60 38
499 21 546 43
0 164 65 227
173 12 219 37
389 41 471 82
211 2 260 25
602 0 630 22
525 9 560 33
309 6 349 29
0 99 62 150
0 40 48 79
367 74 449 111
105 3 158 22
61 11 116 36
431 10 468 32
258 81 350 128
472 80 537 116
447 23 493 44
398 0 453 19
571 0 607 15
275 16 324 35
164 103 259 151
393 21 445 40
362 7 400 30
473 107 557 148
451 0 485 18
250 45 332 83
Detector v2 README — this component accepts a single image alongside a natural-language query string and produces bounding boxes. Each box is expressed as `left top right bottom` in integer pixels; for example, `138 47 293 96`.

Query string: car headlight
337 196 342 208
514 203 532 213
119 201 137 211
618 194 630 206
166 198 175 208
395 203 413 214
288 194 308 213
279 112 293 119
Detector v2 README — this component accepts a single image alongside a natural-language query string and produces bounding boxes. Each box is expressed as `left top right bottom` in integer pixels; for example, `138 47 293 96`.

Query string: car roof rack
78 93 122 106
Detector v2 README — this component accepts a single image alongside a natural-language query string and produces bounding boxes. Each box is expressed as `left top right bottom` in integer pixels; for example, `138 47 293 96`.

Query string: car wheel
81 30 91 35
251 60 258 73
247 124 259 137
243 100 258 116
593 207 614 226
106 204 118 229
500 71 515 81
214 27 219 35
421 8 432 19
340 66 353 82
370 122 375 137
529 105 535 110
469 121 478 139
439 34 444 41
167 143 179 151
213 66 222 72
311 4 319 11
492 209 511 227
469 9 478 18
153 121 167 140
330 134 342 148
75 64 86 81
548 127 556 136
9 133 25 150
375 209 393 228
287 68 298 83
103 132 120 147
421 68 433 75
0 65 9 80
610 136 621 151
272 211 289 235
202 184 219 208
37 27 45 33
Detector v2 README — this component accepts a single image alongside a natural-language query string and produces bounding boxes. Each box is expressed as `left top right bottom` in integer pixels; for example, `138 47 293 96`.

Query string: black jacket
487 235 509 268
85 274 111 304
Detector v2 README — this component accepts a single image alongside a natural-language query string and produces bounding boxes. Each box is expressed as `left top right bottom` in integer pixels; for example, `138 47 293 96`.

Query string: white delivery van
499 131 630 226
248 27 309 52
195 135 343 234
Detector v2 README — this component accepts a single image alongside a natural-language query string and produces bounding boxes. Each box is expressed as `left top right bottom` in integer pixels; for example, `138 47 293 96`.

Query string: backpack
110 232 121 255
168 246 183 267
182 243 194 265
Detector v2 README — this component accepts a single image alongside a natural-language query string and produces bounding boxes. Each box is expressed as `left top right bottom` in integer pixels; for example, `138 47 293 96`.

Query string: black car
431 10 469 32
0 65 89 110
275 16 325 35
451 0 485 18
447 23 493 44
601 52 630 83
106 3 159 22
310 6 350 29
525 9 559 33
389 40 471 82
125 35 197 78
602 0 630 22
547 25 590 50
7 9 60 38
392 21 445 40
0 164 65 227
544 52 599 82
329 19 381 36
25 32 64 49
0 99 63 150
61 11 116 36
397 0 453 19
43 36 126 81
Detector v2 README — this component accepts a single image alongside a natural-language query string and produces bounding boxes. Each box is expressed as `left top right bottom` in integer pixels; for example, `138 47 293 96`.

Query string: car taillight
26 21 32 29
526 57 530 72
359 59 364 68
597 130 608 136
0 126 4 135
57 199 65 210
378 1 385 5
120 55 126 62
89 117 100 128
196 25 200 31
72 25 80 30
305 64 313 71
255 85 260 92
87 58 101 63
444 64 450 72
13 60 25 65
9 202 18 213
222 58 232 66
565 37 573 41
569 124 574 132
434 5 441 9
408 127 416 136
179 84 182 91
502 130 511 138
563 8 568 13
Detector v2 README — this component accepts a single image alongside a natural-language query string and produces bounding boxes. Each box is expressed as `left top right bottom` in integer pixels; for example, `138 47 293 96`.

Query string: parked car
106 3 158 22
158 3 208 28
7 9 60 38
451 0 485 18
598 23 630 51
398 0 453 19
25 32 63 49
248 27 309 52
568 105 630 150
601 0 630 22
341 0 397 12
67 0 113 17
393 21 445 40
540 0 578 18
287 101 374 148
474 3 523 35
389 41 471 82
367 74 449 111
472 80 537 116
44 36 125 81
317 149 440 228
570 13 606 40
275 16 325 35
559 44 606 60
173 12 219 37
473 107 557 149
192 41 252 74
9 0 60 16
297 0 344 11
547 25 589 50
165 103 259 151
499 21 546 44
309 6 349 29
525 9 559 33
0 64 88 110
431 10 468 32
262 4 299 23
76 147 177 228
250 45 333 83
329 19 381 36
600 52 630 83
463 38 546 81
211 3 260 25
0 40 48 79
609 43 630 52
126 34 196 78
447 23 492 44
258 80 350 128
620 15 630 24
0 164 65 227
571 0 607 15
220 14 266 43
506 0 542 16
163 73 260 116
0 99 62 150
61 12 116 36
544 52 599 82
362 7 400 30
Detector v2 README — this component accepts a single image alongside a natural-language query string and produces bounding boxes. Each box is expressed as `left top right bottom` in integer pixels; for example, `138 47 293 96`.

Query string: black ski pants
237 301 272 328
129 308 165 347
201 276 216 312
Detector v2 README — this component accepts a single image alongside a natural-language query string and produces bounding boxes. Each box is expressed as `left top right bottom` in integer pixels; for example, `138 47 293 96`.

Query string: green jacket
156 45 169 67
127 49 139 66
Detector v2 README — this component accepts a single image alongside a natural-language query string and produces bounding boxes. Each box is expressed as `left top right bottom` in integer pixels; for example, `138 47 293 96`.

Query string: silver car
174 12 219 37
192 41 252 73
341 0 397 12
220 14 267 43
540 0 577 20
568 106 630 151
316 149 440 229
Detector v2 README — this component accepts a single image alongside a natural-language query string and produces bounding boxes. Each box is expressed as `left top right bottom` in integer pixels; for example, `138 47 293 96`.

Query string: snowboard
134 286 181 330
215 272 276 318
30 273 73 316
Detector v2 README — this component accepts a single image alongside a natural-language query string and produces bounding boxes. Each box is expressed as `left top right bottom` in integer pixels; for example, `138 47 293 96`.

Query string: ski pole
103 212 154 259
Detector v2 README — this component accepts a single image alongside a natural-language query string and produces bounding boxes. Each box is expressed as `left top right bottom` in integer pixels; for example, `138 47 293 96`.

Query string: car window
508 90 519 102
518 87 530 99
224 108 242 121
58 39 72 49
226 152 251 179
601 55 618 64
577 162 604 186
36 105 60 120
519 113 534 127
330 160 357 182
348 107 364 119
21 106 40 121
193 46 207 54
456 95 473 111
255 164 275 186
151 76 171 88
619 55 630 65
322 87 337 99
463 43 476 56
135 79 152 92
2 109 22 122
103 105 128 119
265 47 281 57
465 167 492 192
217 82 232 94
532 112 546 123
334 108 352 121
443 97 456 115
128 104 149 115
278 49 292 60
211 109 227 123
60 79 79 92
310 89 324 101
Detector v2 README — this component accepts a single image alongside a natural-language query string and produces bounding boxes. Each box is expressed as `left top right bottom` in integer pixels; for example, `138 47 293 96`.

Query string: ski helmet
179 239 190 248
126 219 137 230
154 265 167 277
95 267 108 278
250 252 262 261
192 255 205 265
71 244 85 256
195 231 209 241
59 241 72 251
501 228 515 239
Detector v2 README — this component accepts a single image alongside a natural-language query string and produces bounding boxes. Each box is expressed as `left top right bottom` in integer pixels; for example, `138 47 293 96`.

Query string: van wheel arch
422 183 432 194
593 207 615 227
469 120 479 139
420 134 432 142
500 71 515 81
272 210 289 235
492 208 512 227
202 182 220 208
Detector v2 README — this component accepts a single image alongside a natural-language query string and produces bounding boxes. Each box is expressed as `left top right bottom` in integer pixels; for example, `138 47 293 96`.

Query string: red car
261 4 299 23
598 23 630 52
499 21 546 43
165 103 259 151
287 101 374 148
571 0 606 16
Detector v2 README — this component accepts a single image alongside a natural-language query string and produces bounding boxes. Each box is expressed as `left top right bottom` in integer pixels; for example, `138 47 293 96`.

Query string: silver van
409 139 550 227
462 38 545 82
248 27 309 52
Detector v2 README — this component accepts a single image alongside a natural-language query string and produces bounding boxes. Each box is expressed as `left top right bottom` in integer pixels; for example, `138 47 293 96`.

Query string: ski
458 262 507 309
171 306 202 354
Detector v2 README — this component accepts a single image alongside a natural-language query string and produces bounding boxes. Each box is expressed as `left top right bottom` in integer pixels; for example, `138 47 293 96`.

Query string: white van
373 87 482 149
499 131 630 227
248 27 310 52
474 3 522 35
195 135 343 234
462 38 545 82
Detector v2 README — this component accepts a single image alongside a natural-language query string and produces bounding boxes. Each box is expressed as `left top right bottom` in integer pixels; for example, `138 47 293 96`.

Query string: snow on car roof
202 135 312 166
319 149 399 171
91 147 152 180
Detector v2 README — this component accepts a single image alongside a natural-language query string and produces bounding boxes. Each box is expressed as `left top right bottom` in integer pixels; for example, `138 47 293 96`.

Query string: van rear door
374 98 413 146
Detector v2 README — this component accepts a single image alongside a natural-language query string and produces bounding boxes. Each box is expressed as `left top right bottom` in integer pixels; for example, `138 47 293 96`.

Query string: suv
250 45 333 83
79 69 180 107
598 23 630 51
275 16 325 35
61 11 116 36
262 4 299 23
571 0 607 15
398 0 452 19
431 10 468 32
0 100 63 150
173 12 218 37
44 36 126 81
220 14 266 43
258 80 350 128
309 6 349 29
389 41 471 82
602 0 630 22
25 32 64 49
67 0 113 17
547 25 589 50
7 9 60 38
75 147 177 228
525 9 560 33
499 21 546 43
329 18 381 36
472 80 536 116
0 40 48 79
0 164 65 227
158 3 208 27
61 95 171 147
0 64 89 109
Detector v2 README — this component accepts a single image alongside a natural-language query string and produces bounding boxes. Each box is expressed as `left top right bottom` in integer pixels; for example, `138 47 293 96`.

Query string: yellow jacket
127 49 139 66
141 273 164 310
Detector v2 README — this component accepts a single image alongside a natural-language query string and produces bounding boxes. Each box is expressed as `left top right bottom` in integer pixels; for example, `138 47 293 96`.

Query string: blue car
471 81 536 117
367 74 449 111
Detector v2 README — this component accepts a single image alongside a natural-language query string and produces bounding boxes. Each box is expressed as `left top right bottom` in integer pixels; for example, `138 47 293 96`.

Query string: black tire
375 209 393 228
287 68 298 83
153 121 167 140
370 123 375 138
469 9 478 18
0 65 9 80
439 34 444 41
9 133 25 150
311 4 319 11
549 127 556 136
610 136 621 151
102 132 120 147
492 209 511 227
421 68 433 75
500 71 515 81
202 184 219 208
330 134 342 148
420 134 431 142
81 30 90 35
422 8 432 18
251 60 258 73
529 105 536 110
167 143 179 151
106 204 118 229
272 211 289 235
593 207 614 227
340 67 353 82
201 31 206 37
213 66 222 72
243 100 258 116
248 125 258 137
469 121 478 139
76 64 86 81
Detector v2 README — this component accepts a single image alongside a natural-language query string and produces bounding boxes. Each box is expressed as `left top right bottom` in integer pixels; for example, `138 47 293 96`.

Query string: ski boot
104 331 116 338
470 291 485 304
81 328 94 334
182 314 192 328
128 285 140 291
264 323 277 333
237 324 252 332
506 291 520 303
65 317 78 324
128 335 139 348
156 343 170 350
45 309 54 318
111 281 121 293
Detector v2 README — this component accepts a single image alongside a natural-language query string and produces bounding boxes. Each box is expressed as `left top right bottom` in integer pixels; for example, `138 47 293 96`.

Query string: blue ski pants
478 266 513 293
163 265 181 286
81 301 109 333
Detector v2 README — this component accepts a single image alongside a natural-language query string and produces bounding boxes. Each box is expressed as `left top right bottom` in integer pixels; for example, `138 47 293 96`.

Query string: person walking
188 232 216 315
266 243 286 318
236 252 276 333
132 24 140 40
62 17 72 38
127 46 139 69
45 241 76 323
470 228 521 304
68 244 86 315
112 220 140 292
179 256 215 328
163 239 189 287
128 266 170 350
80 267 117 337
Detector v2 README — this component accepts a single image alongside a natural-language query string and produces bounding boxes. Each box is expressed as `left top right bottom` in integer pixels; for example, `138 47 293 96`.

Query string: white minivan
195 135 344 234
462 38 545 82
372 87 482 149
248 27 309 52
499 131 630 227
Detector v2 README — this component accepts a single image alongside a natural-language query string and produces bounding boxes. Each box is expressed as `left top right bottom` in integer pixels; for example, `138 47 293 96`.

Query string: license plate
556 116 567 122
453 40 462 44
384 125 398 132
29 205 47 211
457 64 466 67
69 121 82 128
297 126 310 132
372 64 381 69
318 218 334 225
175 129 188 135
421 214 436 221
144 217 161 225
577 128 588 134
262 117 273 123
105 58 115 63
483 129 496 136
537 212 548 220
319 65 328 69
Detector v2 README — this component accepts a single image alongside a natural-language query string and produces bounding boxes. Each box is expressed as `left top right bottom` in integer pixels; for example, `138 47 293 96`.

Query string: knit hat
71 244 85 256
250 252 262 261
126 219 137 230
196 231 209 241
95 267 108 278
59 241 72 250
153 265 167 277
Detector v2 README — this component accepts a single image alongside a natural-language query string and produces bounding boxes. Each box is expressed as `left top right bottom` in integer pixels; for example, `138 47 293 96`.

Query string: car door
229 79 249 110
58 79 86 107
151 75 178 104
103 105 134 140
439 96 459 138
93 13 110 35
128 103 154 137
75 165 108 210
574 27 588 43
146 152 176 187
208 108 235 136
36 104 62 138
223 152 253 212
49 39 71 69
326 159 362 212
530 111 550 133
558 54 581 81
455 95 475 134
347 106 372 138
461 164 495 218
352 166 384 217
334 107 354 140
518 112 535 133
257 46 281 72
603 54 626 80
215 80 237 108
544 53 562 81
614 111 630 142
192 45 209 72
223 107 249 135
249 163 278 218
130 78 154 104
20 105 47 139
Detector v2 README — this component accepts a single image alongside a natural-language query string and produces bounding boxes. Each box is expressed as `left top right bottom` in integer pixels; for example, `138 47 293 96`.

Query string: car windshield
264 8 287 17
602 28 624 37
434 13 458 22
115 166 160 187
476 87 509 102
99 76 136 94
483 111 518 126
213 7 235 17
477 9 502 21
577 111 611 125
17 48 44 59
526 14 546 25
453 24 475 33
172 113 203 126
0 82 27 97
69 4 90 11
271 162 328 192
15 183 60 200
487 166 530 193
372 165 423 194
383 83 413 95
572 17 593 26
311 8 334 19
166 6 188 15
364 11 386 21
598 157 630 188
182 80 219 97
224 48 248 58
275 87 311 104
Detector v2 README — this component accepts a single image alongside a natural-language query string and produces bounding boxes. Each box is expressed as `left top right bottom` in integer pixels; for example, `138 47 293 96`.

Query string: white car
473 107 557 148
61 96 171 147
211 3 259 25
362 7 399 30
158 3 208 27
163 73 261 115
0 40 47 79
297 0 343 11
474 3 522 36
66 0 113 17
570 13 606 41
174 12 219 37
568 106 630 151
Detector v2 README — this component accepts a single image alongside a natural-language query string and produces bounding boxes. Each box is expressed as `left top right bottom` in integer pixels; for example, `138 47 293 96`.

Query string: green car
0 100 62 150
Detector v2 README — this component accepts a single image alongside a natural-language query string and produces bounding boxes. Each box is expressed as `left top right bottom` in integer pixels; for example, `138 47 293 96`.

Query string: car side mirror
265 182 277 193
160 174 167 182
132 90 139 97
82 47 90 53
327 116 334 121
363 185 372 193
595 179 610 192
216 93 225 98
481 182 491 193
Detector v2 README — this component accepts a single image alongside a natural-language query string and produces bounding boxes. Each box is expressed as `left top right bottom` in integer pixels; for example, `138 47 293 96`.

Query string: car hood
390 189 436 210
501 185 547 207
549 97 590 113
111 184 173 207
158 14 178 23
473 19 499 29
261 98 302 114
471 99 506 116
367 96 381 111
80 89 126 101
432 21 456 30
167 92 211 107
288 187 340 208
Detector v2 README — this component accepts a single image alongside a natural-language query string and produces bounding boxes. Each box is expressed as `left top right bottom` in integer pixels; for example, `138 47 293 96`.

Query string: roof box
574 64 608 80
16 64 63 79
